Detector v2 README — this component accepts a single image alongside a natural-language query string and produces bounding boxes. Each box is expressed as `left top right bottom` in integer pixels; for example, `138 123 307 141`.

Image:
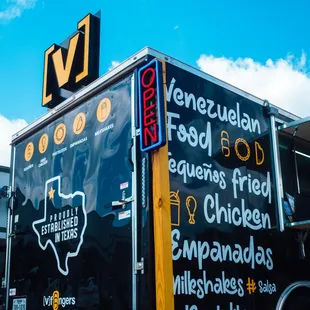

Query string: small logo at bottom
43 290 75 308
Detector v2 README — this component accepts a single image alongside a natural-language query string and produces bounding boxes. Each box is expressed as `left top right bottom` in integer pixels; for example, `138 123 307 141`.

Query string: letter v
52 33 80 88
166 77 176 103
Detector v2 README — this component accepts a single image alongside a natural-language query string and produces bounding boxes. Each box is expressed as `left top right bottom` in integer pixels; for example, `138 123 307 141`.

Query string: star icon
48 187 55 200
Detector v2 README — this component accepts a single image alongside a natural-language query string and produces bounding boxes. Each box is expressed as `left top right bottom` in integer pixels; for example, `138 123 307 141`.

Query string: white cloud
197 51 310 118
108 61 120 71
174 25 179 30
0 0 37 21
0 115 27 167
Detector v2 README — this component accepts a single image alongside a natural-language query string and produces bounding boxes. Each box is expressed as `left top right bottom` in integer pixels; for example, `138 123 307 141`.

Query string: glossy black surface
278 129 310 222
10 76 133 309
166 63 310 310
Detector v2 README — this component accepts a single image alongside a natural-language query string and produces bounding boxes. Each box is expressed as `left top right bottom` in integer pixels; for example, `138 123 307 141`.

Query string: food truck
4 11 310 310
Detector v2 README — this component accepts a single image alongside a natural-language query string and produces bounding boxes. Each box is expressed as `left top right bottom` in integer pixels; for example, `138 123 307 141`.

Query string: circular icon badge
96 98 111 123
39 133 49 154
24 142 34 162
54 123 66 145
73 112 86 135
52 290 60 310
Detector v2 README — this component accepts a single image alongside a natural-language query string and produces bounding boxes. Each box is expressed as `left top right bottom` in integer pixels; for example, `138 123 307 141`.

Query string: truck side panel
9 75 134 310
165 63 310 310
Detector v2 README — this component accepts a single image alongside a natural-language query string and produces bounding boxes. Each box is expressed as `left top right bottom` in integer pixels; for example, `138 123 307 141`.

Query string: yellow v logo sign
42 12 100 109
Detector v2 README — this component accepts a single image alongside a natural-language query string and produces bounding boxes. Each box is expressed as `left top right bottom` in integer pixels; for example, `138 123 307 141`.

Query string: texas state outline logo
32 176 87 276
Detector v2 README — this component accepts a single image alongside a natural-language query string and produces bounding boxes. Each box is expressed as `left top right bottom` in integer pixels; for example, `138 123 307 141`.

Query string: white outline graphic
32 176 87 276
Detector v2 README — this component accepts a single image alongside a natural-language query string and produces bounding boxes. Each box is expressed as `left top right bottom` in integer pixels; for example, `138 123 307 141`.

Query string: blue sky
1 0 310 165
1 0 310 122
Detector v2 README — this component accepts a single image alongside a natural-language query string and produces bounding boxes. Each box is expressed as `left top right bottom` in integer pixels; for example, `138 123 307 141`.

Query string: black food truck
4 12 310 310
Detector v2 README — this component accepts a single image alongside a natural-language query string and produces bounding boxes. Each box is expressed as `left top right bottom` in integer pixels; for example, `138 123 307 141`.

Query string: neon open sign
138 59 166 152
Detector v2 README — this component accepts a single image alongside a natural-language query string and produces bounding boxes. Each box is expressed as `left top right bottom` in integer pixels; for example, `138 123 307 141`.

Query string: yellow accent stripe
76 14 90 83
152 60 175 310
42 45 55 106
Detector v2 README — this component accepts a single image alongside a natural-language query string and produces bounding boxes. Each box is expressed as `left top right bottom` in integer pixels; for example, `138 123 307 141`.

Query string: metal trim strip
5 146 15 310
278 116 310 131
131 74 138 310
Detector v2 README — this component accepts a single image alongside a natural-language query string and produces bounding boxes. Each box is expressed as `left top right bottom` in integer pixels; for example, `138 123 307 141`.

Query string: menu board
166 63 279 309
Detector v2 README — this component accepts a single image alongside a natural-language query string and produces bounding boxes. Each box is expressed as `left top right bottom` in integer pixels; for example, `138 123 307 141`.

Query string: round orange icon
54 123 66 145
39 133 49 154
24 142 34 162
96 98 111 123
73 112 86 135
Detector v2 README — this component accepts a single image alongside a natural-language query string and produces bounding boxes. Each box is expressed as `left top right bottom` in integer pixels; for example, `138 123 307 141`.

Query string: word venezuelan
166 77 261 134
